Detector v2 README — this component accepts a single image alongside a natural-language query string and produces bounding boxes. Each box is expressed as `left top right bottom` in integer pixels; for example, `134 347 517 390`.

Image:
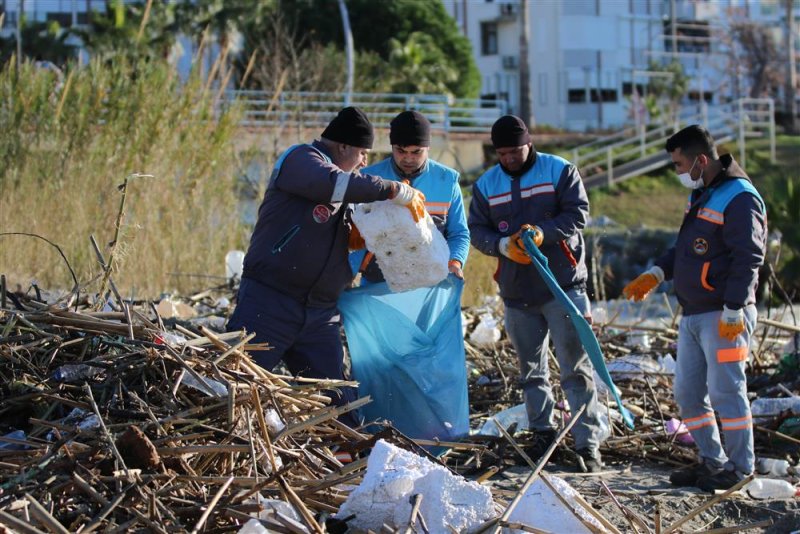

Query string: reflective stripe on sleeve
331 171 350 204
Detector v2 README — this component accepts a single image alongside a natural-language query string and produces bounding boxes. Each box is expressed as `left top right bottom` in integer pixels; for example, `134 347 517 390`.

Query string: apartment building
442 0 798 131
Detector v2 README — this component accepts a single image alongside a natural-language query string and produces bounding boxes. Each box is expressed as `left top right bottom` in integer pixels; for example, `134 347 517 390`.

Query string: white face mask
677 157 704 189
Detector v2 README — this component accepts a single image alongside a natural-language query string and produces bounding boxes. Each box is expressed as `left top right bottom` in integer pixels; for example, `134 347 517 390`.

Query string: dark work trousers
227 277 359 427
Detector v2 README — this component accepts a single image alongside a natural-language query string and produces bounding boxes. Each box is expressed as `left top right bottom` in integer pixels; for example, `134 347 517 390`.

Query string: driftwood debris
1 283 798 532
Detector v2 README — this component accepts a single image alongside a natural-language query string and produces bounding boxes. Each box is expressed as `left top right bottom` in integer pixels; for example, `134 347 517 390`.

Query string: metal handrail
579 98 775 188
221 90 508 133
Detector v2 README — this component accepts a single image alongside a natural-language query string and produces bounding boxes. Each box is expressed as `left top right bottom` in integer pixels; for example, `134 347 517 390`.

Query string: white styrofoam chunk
337 440 496 532
504 475 604 533
352 200 449 292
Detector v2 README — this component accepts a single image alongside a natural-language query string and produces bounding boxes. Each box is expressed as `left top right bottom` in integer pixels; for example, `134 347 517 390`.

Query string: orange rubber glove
622 266 664 302
520 224 544 248
719 306 745 341
348 222 366 251
392 181 427 223
499 229 532 265
448 259 464 279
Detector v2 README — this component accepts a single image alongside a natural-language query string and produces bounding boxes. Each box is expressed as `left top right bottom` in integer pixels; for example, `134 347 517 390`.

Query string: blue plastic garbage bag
338 276 469 441
522 230 635 429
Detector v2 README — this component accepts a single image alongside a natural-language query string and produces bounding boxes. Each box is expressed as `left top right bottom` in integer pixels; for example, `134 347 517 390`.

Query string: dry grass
463 246 499 308
0 58 246 298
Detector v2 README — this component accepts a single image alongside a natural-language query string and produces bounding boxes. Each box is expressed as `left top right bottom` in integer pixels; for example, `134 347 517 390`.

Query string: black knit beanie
491 115 531 148
389 110 431 147
321 106 375 149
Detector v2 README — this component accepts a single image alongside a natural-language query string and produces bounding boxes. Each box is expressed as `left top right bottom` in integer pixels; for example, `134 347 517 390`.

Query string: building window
481 22 498 56
688 90 714 103
663 19 711 54
590 89 618 103
622 82 646 96
46 13 74 27
568 89 586 103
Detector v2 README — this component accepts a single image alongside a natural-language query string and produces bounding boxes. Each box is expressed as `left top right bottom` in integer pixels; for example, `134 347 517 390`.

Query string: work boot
524 429 557 462
669 462 720 487
696 469 743 492
576 448 605 473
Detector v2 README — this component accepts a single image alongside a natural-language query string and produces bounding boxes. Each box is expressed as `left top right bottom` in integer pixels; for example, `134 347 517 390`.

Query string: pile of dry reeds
0 290 387 532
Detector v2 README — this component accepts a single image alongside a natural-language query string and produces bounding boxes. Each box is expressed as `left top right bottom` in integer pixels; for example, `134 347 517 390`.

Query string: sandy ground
486 459 800 533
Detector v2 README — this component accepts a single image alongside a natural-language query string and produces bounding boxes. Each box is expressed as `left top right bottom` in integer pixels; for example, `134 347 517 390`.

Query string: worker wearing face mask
622 124 767 492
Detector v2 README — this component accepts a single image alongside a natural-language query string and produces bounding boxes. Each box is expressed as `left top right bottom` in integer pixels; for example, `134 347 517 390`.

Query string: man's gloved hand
348 222 365 251
622 266 664 302
391 181 427 223
520 224 544 247
448 259 464 279
499 229 532 265
719 305 745 341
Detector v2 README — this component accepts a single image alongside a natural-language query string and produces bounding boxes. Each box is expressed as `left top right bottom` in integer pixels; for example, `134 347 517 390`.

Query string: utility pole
670 0 677 61
338 0 354 106
16 0 24 70
786 0 798 133
519 0 533 127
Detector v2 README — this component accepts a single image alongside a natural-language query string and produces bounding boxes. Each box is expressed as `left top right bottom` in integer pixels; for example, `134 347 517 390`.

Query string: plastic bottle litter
750 397 800 421
665 418 695 444
745 478 800 499
625 331 651 350
181 371 228 397
658 354 676 374
263 408 286 433
606 354 662 380
469 313 501 347
154 332 188 347
479 403 528 436
756 458 790 477
0 430 27 450
52 364 102 383
237 519 270 534
225 250 246 283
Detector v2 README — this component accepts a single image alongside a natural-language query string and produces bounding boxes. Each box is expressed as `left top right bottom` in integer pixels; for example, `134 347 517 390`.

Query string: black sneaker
576 448 605 473
696 469 742 492
524 429 557 462
669 462 720 487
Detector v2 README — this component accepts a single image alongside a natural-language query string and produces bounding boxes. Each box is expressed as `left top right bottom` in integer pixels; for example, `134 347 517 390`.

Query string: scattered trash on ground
1 282 799 532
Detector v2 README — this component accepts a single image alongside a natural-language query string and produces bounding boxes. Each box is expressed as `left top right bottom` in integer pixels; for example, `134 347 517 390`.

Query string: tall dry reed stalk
0 57 245 298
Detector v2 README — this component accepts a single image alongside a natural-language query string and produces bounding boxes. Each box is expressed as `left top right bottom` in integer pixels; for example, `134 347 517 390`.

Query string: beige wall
233 127 489 175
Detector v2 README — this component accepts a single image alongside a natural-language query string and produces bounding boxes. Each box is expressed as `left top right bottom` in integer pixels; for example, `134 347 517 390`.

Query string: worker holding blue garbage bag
350 110 469 283
226 106 426 427
339 110 471 442
468 114 606 473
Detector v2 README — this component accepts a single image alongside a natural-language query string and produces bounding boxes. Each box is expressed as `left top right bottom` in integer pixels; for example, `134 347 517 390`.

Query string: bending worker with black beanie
227 106 425 427
468 115 605 472
354 110 470 281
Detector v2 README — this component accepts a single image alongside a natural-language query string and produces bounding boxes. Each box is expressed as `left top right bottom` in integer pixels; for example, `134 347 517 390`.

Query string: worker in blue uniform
226 107 425 426
468 115 605 472
351 110 469 281
623 124 767 491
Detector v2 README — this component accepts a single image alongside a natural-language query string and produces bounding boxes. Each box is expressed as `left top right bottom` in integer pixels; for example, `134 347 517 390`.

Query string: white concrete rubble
352 200 449 292
336 439 496 532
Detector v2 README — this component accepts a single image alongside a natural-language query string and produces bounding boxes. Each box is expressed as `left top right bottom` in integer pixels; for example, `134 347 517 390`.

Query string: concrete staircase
574 98 776 189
